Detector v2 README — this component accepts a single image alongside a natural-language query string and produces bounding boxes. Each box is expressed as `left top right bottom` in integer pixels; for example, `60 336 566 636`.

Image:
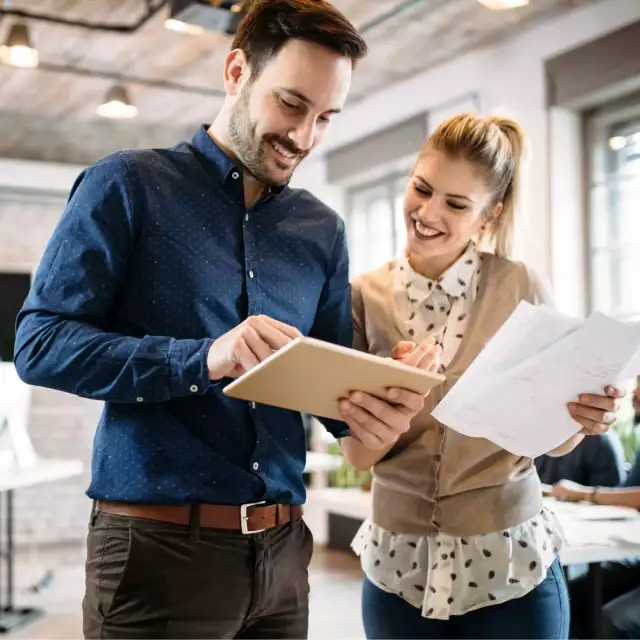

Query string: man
14 1 436 638
535 429 627 488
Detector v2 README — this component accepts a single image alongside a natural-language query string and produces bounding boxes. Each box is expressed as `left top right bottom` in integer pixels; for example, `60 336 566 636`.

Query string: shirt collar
398 242 480 302
190 124 286 196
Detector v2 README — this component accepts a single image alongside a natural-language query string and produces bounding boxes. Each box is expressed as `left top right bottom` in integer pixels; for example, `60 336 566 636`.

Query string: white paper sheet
432 302 640 458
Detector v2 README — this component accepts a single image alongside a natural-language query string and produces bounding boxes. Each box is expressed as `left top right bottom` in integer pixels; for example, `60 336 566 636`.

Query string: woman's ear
487 201 504 227
480 201 504 235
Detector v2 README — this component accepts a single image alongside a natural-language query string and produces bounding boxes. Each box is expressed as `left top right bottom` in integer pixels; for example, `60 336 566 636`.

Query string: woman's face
404 149 501 278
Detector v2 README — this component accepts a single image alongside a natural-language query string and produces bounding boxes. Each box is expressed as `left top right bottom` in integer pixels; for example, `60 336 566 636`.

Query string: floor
8 541 365 639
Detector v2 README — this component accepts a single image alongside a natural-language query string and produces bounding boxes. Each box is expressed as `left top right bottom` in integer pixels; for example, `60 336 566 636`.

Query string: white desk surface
307 487 640 566
0 458 84 492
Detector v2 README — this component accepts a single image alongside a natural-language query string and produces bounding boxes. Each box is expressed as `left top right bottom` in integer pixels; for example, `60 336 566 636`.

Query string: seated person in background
550 449 640 639
535 429 627 488
623 378 640 487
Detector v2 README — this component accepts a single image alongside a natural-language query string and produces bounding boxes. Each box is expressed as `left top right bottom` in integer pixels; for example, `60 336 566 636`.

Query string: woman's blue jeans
362 557 570 639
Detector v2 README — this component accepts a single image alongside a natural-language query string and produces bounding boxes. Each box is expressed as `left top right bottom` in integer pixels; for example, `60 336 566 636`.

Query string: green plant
326 441 371 488
612 397 639 463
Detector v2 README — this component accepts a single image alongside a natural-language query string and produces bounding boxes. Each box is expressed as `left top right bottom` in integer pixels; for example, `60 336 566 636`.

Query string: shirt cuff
167 338 215 397
316 416 351 439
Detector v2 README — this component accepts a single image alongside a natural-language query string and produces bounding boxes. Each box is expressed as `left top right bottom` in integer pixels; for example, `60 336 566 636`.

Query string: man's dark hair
231 0 368 79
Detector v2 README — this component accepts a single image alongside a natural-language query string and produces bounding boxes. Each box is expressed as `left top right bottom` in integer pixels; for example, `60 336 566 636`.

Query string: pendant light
96 85 138 119
0 22 39 68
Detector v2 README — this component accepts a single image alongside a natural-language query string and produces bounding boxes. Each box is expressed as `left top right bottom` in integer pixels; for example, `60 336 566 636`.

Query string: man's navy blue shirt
14 125 352 506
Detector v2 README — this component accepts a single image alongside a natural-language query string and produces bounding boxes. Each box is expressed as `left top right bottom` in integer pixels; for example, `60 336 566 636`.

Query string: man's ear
223 49 250 97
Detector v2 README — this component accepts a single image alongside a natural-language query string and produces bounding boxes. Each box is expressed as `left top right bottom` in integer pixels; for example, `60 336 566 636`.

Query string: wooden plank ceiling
0 0 595 127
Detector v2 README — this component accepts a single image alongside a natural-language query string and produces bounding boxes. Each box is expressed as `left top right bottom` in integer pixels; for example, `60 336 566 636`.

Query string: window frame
345 170 412 278
584 92 640 321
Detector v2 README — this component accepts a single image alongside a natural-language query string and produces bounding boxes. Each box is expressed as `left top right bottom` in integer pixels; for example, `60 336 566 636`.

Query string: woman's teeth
414 220 443 238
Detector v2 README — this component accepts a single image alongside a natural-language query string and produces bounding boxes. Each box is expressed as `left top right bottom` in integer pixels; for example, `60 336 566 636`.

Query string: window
346 173 409 278
586 100 640 321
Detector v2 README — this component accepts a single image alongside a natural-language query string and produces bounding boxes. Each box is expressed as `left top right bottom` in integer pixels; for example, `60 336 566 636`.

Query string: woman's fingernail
604 412 616 423
340 400 352 414
387 389 399 401
350 392 362 404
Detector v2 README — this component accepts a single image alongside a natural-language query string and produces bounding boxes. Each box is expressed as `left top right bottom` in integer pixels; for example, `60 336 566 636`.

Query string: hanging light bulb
476 0 529 9
0 22 39 68
96 85 139 119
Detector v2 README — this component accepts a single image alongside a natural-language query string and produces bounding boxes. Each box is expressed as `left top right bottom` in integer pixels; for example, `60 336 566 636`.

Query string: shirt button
136 397 143 402
251 402 256 409
232 171 240 179
190 384 198 393
245 214 249 222
252 462 259 471
249 270 254 279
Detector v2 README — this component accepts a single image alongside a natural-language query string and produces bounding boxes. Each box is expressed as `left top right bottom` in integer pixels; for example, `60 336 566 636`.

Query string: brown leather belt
97 500 303 534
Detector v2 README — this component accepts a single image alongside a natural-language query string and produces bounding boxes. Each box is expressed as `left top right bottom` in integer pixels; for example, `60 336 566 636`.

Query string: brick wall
0 189 102 546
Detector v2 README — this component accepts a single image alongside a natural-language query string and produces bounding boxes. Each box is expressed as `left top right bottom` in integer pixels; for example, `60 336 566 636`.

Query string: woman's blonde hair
420 113 527 258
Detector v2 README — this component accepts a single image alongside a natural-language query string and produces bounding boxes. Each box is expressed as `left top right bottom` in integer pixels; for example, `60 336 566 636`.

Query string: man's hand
207 315 301 381
338 340 442 451
568 385 626 436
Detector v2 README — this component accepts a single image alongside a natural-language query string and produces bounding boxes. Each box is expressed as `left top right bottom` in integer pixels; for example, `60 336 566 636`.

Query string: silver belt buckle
240 500 267 534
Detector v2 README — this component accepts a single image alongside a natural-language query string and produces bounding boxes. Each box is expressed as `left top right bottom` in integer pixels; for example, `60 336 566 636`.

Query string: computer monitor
0 272 31 363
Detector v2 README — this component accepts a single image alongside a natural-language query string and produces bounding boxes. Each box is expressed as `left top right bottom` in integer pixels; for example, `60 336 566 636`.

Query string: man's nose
288 119 316 153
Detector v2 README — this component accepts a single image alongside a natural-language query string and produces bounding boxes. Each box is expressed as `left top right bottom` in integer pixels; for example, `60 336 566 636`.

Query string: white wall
0 158 83 195
289 156 346 217
296 0 640 317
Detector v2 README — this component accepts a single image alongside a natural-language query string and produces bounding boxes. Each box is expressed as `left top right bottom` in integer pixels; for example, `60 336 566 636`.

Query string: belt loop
90 499 98 526
189 503 200 542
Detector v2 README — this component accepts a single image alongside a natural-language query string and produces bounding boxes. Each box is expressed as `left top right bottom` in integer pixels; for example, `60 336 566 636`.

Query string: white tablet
222 337 445 422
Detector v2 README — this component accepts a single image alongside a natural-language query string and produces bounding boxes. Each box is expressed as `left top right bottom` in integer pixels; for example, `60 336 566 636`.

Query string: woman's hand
568 385 626 435
338 340 442 466
392 339 442 372
549 479 591 503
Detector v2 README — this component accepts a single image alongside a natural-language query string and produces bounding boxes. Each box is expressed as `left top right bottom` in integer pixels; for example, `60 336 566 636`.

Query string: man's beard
228 86 305 187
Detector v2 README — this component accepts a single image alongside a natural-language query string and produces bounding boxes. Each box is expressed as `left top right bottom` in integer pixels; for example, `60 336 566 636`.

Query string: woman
337 113 625 639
